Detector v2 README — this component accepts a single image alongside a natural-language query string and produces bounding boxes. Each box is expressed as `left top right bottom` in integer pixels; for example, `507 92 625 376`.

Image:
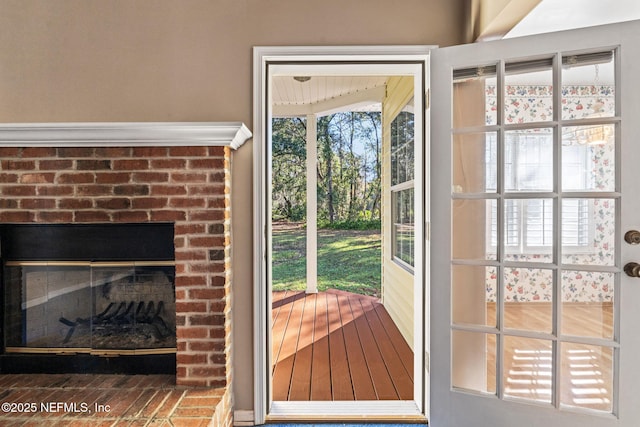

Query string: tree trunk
318 116 335 223
367 112 382 221
326 151 334 223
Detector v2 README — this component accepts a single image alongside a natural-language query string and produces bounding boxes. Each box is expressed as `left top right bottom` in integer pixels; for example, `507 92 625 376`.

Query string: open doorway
270 80 412 402
253 47 429 421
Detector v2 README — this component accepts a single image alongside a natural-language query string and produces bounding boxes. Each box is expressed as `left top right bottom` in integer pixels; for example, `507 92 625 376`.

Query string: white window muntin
391 101 416 269
392 181 415 269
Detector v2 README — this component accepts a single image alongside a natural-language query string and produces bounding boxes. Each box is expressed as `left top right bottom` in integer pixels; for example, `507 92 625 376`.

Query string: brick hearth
0 373 227 426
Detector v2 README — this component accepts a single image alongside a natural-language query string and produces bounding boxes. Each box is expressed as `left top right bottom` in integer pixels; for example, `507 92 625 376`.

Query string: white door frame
253 45 431 423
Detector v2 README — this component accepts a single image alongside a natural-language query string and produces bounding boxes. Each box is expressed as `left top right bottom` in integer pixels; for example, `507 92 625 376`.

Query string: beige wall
0 0 466 410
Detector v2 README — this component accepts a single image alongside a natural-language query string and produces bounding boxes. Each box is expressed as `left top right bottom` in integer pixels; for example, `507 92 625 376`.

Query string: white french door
430 20 640 426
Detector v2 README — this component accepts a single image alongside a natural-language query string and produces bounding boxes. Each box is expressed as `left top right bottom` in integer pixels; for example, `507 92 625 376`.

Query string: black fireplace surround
0 223 176 374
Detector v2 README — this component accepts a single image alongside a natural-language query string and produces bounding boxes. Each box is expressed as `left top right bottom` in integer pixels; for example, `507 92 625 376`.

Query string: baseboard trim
234 410 255 426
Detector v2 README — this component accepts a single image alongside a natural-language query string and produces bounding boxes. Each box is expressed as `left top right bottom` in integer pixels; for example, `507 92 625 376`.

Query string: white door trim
253 45 432 424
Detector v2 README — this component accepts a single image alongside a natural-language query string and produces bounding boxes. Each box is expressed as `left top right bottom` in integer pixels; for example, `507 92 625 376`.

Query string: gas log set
59 300 172 346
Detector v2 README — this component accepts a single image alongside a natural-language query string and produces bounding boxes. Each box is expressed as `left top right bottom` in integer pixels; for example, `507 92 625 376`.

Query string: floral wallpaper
486 84 616 124
561 85 616 120
484 84 616 303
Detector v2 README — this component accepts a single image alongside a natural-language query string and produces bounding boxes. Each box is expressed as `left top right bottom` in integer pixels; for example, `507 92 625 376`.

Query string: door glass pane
453 68 497 128
452 265 496 327
560 343 613 413
504 199 554 263
561 199 615 266
505 61 553 124
562 51 615 120
505 129 553 192
562 125 615 192
452 330 497 395
561 270 614 339
449 48 620 417
503 336 552 404
504 268 553 333
453 199 497 261
453 132 497 194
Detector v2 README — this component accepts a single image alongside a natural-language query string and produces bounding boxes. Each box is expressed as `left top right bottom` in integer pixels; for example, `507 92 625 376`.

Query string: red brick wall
0 146 232 387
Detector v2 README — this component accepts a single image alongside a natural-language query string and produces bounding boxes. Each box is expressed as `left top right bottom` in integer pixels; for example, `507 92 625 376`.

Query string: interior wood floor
271 289 413 401
484 302 614 412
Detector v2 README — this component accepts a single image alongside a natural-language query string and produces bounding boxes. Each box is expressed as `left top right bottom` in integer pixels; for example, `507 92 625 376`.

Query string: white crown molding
0 122 252 149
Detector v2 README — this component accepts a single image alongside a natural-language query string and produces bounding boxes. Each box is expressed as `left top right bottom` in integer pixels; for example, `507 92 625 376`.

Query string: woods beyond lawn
272 227 381 297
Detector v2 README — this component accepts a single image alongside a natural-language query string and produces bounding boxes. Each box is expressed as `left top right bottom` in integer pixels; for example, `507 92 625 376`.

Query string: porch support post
306 114 318 294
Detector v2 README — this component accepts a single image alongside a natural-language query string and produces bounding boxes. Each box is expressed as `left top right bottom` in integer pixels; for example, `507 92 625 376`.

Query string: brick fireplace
0 122 250 392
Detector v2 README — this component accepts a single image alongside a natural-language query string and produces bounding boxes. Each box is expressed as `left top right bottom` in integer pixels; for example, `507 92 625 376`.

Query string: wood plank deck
272 289 413 401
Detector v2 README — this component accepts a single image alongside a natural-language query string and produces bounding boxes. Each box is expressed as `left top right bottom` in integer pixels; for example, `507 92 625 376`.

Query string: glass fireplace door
3 262 176 354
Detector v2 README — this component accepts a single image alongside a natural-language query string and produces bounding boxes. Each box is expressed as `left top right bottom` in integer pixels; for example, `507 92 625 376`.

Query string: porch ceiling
271 75 386 117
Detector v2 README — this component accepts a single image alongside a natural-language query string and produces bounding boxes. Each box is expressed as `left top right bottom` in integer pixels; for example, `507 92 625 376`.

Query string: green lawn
271 228 381 297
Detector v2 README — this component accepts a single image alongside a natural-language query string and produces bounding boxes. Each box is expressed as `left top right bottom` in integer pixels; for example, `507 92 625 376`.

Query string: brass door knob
624 262 640 277
625 230 640 245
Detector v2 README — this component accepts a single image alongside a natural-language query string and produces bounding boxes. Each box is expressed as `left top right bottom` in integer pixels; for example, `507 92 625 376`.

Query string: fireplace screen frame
0 223 176 374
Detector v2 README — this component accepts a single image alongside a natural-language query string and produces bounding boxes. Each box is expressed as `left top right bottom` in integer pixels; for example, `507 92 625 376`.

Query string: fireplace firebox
0 223 176 374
